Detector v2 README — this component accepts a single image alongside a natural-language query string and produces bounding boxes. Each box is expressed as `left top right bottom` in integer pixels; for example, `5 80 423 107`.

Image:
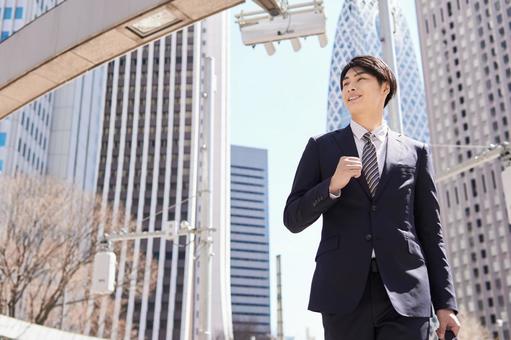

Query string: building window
497 295 505 307
0 132 6 147
1 31 9 41
15 7 23 19
3 7 12 19
0 160 3 172
471 179 478 197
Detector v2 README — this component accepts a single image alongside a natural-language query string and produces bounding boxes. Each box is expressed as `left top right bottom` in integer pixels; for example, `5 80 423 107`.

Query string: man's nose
346 85 357 93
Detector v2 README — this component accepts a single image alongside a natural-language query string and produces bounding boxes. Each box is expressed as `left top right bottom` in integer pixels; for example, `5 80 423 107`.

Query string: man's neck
351 117 384 132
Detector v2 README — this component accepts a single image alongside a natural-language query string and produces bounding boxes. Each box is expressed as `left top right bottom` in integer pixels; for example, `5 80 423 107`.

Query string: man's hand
436 309 461 339
329 156 362 194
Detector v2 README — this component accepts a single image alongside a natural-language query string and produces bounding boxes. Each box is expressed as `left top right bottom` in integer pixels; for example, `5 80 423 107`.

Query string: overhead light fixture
318 33 327 47
127 7 182 38
290 38 301 52
236 0 327 56
264 42 276 55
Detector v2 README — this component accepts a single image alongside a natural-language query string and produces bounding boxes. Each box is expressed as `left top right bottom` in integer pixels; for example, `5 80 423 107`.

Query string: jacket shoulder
397 132 428 151
311 127 347 144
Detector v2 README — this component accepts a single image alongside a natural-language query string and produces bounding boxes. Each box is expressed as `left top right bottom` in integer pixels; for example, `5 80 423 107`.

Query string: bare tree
0 175 157 338
232 317 271 340
456 306 493 340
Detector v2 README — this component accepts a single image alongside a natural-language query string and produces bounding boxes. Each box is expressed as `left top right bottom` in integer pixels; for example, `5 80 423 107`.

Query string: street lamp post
377 0 403 134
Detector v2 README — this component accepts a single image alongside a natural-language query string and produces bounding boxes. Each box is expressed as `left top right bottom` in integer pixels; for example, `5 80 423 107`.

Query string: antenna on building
276 254 284 340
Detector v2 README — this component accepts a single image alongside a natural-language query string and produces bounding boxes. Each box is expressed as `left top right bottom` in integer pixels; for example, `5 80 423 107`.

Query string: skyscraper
326 0 429 142
92 11 232 340
230 145 271 339
0 0 105 193
0 0 56 175
46 67 106 193
415 1 511 338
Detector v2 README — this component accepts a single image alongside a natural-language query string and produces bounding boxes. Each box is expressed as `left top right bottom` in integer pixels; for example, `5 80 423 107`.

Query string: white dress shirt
329 119 389 258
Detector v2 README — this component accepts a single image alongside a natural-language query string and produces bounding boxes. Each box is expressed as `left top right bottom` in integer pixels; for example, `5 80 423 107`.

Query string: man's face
341 67 389 116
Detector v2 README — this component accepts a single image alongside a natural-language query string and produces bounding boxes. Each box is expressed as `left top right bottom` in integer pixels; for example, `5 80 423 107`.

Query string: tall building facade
0 0 55 175
326 0 429 142
416 0 511 338
46 67 106 193
230 145 271 339
92 11 232 340
0 0 104 193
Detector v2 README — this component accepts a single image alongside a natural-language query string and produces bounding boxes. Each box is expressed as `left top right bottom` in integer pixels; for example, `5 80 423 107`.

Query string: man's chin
349 109 366 117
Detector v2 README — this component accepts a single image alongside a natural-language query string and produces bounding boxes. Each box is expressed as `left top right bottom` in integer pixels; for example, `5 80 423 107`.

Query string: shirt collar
350 119 388 142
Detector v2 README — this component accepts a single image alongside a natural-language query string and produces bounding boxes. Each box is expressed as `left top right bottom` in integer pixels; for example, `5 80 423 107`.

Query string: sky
229 0 423 339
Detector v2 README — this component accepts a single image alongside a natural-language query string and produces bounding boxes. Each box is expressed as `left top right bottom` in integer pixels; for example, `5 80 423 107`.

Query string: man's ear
381 82 389 94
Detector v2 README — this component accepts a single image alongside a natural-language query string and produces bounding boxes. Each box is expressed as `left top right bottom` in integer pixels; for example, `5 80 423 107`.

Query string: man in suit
283 55 460 339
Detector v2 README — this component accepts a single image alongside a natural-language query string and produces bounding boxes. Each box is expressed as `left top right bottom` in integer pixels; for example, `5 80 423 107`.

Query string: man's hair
339 55 397 108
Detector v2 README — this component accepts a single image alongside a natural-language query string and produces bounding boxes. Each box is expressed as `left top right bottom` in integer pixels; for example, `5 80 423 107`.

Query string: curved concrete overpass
0 0 243 120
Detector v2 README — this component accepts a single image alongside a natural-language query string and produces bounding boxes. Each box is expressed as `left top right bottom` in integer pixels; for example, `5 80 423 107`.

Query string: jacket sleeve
414 143 459 315
283 137 338 233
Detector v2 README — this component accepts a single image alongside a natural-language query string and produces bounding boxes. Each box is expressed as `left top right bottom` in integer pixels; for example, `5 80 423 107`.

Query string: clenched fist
329 156 362 194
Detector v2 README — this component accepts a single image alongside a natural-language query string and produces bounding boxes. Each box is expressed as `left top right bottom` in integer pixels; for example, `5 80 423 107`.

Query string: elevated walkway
0 0 243 120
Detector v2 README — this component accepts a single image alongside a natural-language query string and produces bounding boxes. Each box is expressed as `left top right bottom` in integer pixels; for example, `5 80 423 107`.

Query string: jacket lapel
373 129 406 201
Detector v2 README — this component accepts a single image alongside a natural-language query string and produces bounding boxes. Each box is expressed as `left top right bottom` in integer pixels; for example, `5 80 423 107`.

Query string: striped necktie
362 132 379 197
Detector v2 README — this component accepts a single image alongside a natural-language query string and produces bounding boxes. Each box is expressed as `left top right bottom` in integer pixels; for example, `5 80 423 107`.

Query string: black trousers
322 258 430 340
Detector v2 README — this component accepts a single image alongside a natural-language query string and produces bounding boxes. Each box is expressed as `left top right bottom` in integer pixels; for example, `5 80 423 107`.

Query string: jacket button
371 205 377 211
365 234 372 241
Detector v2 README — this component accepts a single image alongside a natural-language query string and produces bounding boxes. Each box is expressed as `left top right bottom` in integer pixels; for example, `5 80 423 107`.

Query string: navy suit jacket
283 125 458 317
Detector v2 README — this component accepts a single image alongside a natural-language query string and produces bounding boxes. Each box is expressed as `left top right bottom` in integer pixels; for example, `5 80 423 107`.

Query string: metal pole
197 56 215 340
276 255 284 340
378 0 403 133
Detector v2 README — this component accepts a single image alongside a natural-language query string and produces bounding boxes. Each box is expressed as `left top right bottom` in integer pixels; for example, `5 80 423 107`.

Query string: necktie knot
363 132 373 143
